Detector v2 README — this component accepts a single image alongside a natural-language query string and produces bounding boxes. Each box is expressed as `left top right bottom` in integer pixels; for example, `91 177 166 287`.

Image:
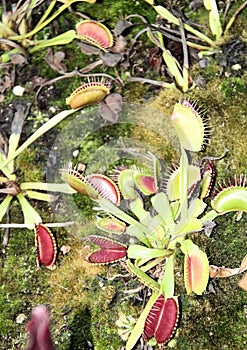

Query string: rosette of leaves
0 106 76 227
62 99 247 348
0 105 81 269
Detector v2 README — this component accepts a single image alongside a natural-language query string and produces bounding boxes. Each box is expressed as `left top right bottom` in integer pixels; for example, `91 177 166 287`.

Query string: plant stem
35 0 57 28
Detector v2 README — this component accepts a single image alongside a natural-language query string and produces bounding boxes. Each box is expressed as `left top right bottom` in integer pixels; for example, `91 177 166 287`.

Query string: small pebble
231 63 241 71
198 58 210 69
16 313 27 324
13 85 25 96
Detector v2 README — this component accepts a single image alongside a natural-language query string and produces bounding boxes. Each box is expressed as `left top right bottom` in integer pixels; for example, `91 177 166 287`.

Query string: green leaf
154 5 214 46
151 192 174 230
160 255 174 298
143 0 154 5
126 225 151 247
97 198 152 238
211 186 247 214
128 244 172 260
126 291 159 350
126 260 160 291
0 195 13 222
166 164 201 201
188 198 207 218
95 216 126 234
148 30 185 90
146 215 169 247
29 30 76 53
200 209 218 223
20 182 76 193
129 198 151 225
0 150 13 179
118 169 137 200
179 148 189 220
25 190 57 202
0 21 16 37
204 0 223 39
173 217 202 238
17 193 42 225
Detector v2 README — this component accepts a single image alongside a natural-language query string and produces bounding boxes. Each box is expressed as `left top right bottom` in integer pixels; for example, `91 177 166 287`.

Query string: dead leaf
0 75 11 94
99 93 123 122
111 35 128 54
204 220 216 237
238 273 247 291
80 59 103 73
10 53 27 66
210 254 247 279
45 48 67 73
25 76 47 93
114 20 132 36
210 265 240 278
76 41 101 55
99 52 122 67
239 255 247 273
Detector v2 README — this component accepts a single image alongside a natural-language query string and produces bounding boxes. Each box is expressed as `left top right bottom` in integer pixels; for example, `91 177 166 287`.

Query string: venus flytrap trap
61 99 247 348
0 0 96 62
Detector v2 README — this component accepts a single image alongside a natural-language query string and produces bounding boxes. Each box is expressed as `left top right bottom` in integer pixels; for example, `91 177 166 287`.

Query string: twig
123 285 144 294
179 17 189 91
126 76 173 88
225 0 247 33
0 38 28 58
125 14 148 24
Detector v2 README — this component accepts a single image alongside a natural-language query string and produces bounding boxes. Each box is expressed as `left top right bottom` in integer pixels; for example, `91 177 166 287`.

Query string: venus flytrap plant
0 99 97 269
144 0 247 55
0 78 115 267
0 0 96 62
0 108 77 224
61 99 247 348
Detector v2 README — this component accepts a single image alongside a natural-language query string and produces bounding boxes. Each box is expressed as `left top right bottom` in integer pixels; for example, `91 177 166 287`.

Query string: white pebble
13 85 25 96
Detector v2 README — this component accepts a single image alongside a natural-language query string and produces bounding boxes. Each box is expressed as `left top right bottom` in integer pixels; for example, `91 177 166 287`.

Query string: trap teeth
66 81 111 109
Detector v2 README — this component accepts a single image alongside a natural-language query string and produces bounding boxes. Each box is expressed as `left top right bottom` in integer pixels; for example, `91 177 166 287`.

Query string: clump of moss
0 226 49 349
76 0 156 28
220 76 247 97
16 146 45 182
42 236 139 349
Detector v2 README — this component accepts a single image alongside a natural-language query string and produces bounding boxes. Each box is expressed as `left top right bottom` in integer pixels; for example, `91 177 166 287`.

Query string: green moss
16 146 44 182
0 226 49 349
220 76 247 97
76 0 156 28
